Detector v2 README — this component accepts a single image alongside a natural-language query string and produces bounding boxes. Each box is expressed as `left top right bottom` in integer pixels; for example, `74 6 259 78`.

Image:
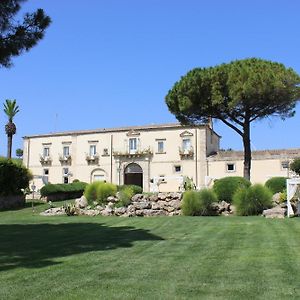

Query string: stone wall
0 195 25 210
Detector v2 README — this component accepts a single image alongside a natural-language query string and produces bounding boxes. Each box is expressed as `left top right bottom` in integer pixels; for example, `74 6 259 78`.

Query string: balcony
40 155 52 165
59 154 72 165
113 147 153 158
179 146 194 159
86 153 99 165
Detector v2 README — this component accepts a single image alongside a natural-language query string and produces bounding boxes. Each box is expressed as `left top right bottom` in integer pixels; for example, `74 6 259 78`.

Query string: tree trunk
242 121 251 181
7 134 12 159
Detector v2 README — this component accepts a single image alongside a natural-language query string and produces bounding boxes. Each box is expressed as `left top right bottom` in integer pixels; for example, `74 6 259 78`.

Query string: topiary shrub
265 177 287 194
84 182 117 205
40 182 88 201
181 189 217 216
290 158 300 176
213 176 251 203
0 158 32 196
233 184 273 216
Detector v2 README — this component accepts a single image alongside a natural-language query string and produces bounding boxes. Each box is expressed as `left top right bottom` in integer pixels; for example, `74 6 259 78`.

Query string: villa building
23 123 300 192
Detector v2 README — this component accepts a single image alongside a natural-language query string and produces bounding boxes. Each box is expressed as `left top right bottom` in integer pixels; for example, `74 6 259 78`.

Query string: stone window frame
226 162 236 173
155 138 166 154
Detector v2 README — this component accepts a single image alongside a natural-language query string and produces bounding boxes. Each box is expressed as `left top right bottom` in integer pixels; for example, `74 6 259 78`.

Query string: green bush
84 182 117 205
213 176 251 203
40 182 87 197
181 189 217 216
233 184 273 216
265 177 287 194
290 158 300 176
117 186 135 207
0 158 32 196
117 184 142 194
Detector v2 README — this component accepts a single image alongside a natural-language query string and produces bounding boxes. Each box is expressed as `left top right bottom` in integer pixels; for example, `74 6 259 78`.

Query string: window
174 165 182 173
43 147 50 157
89 145 97 156
43 169 49 184
103 148 109 156
182 138 191 151
281 161 289 170
129 138 137 153
159 175 166 183
63 146 70 157
157 140 165 153
63 168 69 184
226 163 236 172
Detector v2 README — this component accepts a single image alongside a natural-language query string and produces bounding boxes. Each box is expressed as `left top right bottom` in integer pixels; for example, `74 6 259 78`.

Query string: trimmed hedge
181 189 217 216
213 176 251 203
117 184 143 194
0 158 32 196
233 184 273 216
265 177 287 194
40 182 87 201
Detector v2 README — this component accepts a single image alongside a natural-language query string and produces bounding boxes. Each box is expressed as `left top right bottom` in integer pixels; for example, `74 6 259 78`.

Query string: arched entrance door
124 163 143 188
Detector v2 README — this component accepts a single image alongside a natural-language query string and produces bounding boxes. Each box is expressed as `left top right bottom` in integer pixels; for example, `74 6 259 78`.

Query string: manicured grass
1 202 300 299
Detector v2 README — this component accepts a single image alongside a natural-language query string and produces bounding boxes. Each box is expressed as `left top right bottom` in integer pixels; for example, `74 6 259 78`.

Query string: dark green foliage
213 176 251 203
15 148 23 158
0 157 32 196
265 177 287 194
165 58 300 180
40 182 87 200
181 189 217 216
117 184 143 194
233 184 273 216
0 0 51 68
84 182 117 205
183 176 196 191
290 158 300 176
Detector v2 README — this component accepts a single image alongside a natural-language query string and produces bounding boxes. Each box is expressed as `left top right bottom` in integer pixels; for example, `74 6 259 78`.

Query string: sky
0 0 299 156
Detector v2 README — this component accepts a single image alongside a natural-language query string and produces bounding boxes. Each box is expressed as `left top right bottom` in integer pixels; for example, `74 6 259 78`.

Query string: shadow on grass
0 223 164 271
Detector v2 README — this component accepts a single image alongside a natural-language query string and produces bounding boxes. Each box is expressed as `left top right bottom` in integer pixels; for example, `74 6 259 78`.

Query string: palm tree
4 99 19 159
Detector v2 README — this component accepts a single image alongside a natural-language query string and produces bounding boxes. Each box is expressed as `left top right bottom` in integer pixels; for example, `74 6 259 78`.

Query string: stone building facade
23 123 300 192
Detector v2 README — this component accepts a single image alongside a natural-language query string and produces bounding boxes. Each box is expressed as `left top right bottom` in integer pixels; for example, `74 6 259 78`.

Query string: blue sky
0 0 299 156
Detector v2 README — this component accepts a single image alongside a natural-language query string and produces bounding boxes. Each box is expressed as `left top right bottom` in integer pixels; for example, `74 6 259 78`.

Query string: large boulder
272 193 281 205
75 196 88 209
263 206 286 219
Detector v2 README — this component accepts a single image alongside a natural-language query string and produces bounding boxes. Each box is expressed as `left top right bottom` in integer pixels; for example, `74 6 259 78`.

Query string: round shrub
265 177 287 194
233 184 273 216
213 176 251 203
84 182 117 205
181 188 217 216
290 158 300 176
0 158 32 196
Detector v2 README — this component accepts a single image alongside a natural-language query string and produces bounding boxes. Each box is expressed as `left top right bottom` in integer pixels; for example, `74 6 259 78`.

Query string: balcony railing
86 153 99 164
59 154 72 164
113 147 153 158
40 155 52 165
179 146 194 158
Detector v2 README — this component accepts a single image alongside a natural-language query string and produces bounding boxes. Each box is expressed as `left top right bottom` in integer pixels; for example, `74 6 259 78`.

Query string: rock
135 209 144 216
272 193 281 205
75 196 88 209
219 201 230 212
157 200 166 209
169 199 181 210
132 194 143 202
263 206 286 218
151 202 160 210
230 205 236 214
158 193 166 200
81 209 100 216
221 211 231 217
40 207 65 216
133 201 151 210
101 206 114 216
95 205 105 211
107 196 118 203
115 207 127 216
107 202 114 208
149 194 159 202
166 206 175 213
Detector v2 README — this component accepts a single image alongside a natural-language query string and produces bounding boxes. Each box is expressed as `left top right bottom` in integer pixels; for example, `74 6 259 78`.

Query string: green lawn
1 202 300 299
